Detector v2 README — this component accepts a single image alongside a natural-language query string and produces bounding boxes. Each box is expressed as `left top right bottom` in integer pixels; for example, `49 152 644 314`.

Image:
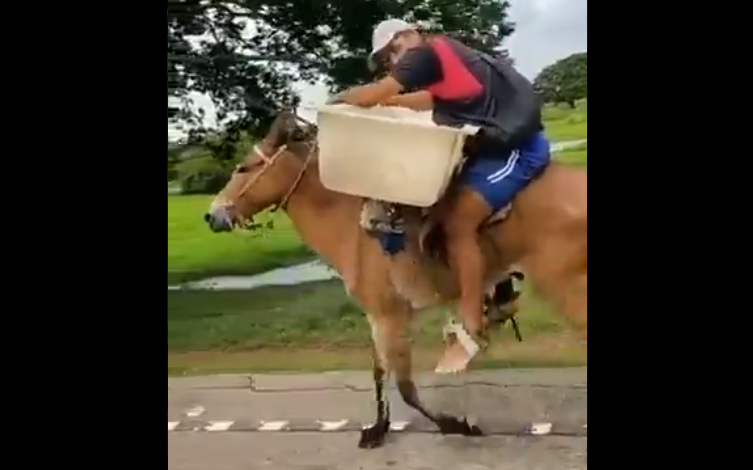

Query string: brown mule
205 111 587 449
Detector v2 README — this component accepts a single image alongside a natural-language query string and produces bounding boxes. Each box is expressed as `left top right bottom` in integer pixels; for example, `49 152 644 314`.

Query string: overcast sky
168 0 587 139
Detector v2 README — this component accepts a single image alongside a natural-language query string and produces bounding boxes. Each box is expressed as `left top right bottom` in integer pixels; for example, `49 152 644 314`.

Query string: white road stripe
167 420 585 434
185 406 206 418
258 421 290 432
204 421 235 432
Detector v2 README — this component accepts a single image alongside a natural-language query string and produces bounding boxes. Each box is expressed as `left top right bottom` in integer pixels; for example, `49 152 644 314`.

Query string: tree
533 52 587 108
167 0 516 152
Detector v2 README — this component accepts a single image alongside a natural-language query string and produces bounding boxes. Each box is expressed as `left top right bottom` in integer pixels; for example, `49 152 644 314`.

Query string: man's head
369 19 423 71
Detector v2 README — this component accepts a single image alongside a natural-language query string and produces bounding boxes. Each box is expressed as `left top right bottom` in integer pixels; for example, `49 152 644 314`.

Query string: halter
215 139 317 229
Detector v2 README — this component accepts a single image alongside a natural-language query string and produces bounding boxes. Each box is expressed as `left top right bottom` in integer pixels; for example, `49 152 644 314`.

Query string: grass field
555 142 587 166
167 195 312 284
543 100 587 142
167 280 586 375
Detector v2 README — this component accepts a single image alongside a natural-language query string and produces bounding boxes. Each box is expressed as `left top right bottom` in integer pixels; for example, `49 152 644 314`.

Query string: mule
204 110 587 448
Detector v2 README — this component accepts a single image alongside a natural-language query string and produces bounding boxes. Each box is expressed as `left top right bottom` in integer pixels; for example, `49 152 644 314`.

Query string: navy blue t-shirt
389 40 496 129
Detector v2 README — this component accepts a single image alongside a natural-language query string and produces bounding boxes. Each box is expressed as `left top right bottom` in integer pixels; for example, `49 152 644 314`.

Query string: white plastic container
316 104 479 207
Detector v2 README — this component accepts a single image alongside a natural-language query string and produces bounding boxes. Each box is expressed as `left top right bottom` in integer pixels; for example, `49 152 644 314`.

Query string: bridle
239 140 317 214
208 103 319 229
212 133 317 230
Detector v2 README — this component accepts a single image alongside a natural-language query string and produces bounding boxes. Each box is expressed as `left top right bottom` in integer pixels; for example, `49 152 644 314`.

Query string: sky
167 0 587 141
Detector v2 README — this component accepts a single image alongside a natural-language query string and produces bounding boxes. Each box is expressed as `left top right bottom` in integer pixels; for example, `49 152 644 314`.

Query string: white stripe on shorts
487 150 521 184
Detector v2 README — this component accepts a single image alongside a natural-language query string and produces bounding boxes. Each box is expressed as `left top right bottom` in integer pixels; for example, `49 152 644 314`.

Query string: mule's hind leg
527 243 588 338
560 272 587 336
397 378 484 437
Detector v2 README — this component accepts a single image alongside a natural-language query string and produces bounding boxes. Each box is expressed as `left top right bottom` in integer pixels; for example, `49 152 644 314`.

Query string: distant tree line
533 52 587 108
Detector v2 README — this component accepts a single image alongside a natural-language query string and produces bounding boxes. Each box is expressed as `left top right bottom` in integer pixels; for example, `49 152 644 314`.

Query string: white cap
370 19 415 57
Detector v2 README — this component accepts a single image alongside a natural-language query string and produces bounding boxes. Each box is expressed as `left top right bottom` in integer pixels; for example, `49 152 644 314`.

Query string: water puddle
168 260 339 291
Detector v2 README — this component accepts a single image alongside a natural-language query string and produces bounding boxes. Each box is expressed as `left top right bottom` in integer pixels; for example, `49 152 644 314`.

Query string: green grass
543 99 587 142
554 143 587 167
167 195 310 284
167 280 587 375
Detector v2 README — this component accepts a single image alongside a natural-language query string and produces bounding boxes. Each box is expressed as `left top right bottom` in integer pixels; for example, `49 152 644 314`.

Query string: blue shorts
459 131 551 212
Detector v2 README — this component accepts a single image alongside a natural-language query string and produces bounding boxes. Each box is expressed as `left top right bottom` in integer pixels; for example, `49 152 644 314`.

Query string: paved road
168 368 587 470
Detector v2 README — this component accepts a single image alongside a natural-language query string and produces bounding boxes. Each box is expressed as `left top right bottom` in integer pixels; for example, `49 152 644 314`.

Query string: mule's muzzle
204 206 235 233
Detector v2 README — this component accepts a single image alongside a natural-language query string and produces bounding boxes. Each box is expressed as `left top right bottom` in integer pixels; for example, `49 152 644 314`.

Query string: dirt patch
168 333 586 376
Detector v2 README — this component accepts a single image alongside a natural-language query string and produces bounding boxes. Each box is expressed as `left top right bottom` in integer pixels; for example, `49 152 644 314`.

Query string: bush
167 164 178 182
167 147 182 182
175 155 233 195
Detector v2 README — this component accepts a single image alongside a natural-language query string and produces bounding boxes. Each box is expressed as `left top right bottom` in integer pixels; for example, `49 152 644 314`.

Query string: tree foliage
175 154 235 194
167 0 516 148
533 52 587 108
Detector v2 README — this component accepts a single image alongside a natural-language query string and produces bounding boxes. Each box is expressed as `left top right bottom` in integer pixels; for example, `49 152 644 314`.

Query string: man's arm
333 45 442 108
384 91 434 111
333 76 405 108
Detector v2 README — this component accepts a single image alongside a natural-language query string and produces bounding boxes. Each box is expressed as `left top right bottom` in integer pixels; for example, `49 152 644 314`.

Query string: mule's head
204 110 314 233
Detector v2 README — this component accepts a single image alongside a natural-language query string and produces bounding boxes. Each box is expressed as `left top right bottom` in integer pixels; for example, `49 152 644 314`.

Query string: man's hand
327 76 405 108
384 91 433 111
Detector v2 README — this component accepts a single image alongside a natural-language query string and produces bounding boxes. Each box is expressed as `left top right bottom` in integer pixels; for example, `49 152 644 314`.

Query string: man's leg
435 136 550 373
444 188 492 331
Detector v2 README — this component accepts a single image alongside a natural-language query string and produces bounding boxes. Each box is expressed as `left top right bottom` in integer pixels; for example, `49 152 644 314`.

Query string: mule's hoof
436 415 484 437
358 420 390 449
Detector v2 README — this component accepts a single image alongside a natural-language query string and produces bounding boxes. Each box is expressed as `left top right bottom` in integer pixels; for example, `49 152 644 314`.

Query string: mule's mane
265 109 318 160
283 119 319 163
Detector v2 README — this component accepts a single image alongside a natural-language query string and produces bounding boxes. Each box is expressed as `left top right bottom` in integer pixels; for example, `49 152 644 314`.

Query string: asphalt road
168 368 587 470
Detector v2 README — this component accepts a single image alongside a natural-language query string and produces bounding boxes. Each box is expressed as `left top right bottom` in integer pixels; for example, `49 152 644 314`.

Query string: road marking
167 419 587 436
361 421 412 431
204 421 235 432
390 421 411 432
259 421 290 432
185 406 206 418
530 423 553 436
319 420 349 432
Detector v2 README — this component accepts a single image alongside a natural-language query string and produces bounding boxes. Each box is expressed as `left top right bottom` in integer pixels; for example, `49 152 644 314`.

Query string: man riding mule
329 19 552 373
203 19 586 451
203 108 586 448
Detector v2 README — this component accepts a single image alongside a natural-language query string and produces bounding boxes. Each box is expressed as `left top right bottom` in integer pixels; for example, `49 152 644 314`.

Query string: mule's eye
236 165 249 174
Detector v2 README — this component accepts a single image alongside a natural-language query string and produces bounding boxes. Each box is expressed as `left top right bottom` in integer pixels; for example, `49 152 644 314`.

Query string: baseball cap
370 18 415 58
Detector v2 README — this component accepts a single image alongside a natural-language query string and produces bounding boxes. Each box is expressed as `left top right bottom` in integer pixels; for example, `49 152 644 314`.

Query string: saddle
359 185 512 260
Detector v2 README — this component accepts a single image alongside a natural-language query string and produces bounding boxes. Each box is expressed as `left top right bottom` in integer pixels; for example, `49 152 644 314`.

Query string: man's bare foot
435 323 481 374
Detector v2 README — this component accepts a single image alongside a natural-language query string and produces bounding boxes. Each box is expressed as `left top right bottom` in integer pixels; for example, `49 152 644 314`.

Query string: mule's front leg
359 365 391 449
